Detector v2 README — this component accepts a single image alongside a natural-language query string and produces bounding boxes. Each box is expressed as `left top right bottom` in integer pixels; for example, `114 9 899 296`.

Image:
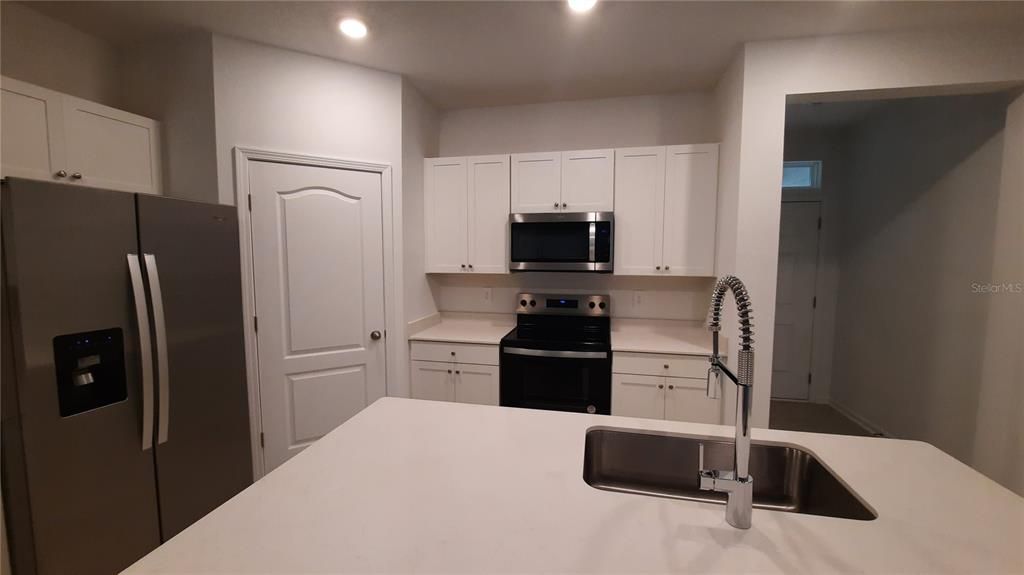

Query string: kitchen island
124 398 1023 574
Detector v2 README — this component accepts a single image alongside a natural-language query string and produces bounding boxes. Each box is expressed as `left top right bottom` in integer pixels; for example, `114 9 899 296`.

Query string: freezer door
136 194 253 539
0 179 161 574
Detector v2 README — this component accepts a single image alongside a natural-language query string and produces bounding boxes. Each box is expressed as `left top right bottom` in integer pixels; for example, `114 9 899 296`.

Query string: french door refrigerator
1 178 253 575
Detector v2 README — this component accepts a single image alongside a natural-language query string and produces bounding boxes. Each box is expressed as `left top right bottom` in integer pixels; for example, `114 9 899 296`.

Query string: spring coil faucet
700 275 755 529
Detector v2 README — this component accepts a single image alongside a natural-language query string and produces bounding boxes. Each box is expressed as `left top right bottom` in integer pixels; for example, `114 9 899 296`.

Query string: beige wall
120 33 218 203
0 1 120 107
401 79 441 339
829 92 1021 495
722 27 1024 428
438 92 716 156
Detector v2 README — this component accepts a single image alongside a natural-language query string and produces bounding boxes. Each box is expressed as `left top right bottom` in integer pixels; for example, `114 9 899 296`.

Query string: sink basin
583 427 876 521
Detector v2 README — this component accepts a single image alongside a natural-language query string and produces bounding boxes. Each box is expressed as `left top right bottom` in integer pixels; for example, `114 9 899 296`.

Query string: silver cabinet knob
55 170 67 178
562 202 567 208
71 172 83 180
370 330 382 340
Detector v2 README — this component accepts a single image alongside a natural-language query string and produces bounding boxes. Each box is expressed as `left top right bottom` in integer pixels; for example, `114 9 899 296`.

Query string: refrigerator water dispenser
53 328 128 416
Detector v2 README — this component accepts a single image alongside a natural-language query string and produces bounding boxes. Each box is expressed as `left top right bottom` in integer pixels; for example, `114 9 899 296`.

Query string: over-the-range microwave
509 212 613 273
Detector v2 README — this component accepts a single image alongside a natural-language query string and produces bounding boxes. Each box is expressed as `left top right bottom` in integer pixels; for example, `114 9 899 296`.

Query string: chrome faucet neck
700 275 755 529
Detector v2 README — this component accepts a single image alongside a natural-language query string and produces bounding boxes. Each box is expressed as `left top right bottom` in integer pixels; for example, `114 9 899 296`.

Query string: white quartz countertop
125 398 1023 574
410 313 719 356
408 312 513 345
611 318 719 356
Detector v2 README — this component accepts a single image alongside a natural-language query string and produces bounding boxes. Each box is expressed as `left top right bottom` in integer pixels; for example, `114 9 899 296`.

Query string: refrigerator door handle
143 254 171 445
128 254 155 451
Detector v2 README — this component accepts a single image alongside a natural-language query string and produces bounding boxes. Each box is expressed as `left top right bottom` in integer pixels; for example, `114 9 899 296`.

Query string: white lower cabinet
612 353 721 423
409 341 499 406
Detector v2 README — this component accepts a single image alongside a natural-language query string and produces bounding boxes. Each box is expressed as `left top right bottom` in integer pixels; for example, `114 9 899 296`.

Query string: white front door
249 160 387 471
771 201 821 400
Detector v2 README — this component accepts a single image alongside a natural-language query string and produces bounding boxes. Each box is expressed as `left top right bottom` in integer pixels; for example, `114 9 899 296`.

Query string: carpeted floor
769 400 874 436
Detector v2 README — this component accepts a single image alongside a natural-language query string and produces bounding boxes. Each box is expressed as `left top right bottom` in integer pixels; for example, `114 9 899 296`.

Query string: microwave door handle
589 222 596 262
143 254 170 445
127 254 154 451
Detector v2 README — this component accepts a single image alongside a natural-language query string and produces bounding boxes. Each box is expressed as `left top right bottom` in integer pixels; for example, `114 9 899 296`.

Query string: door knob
55 170 67 178
71 172 83 180
370 330 382 340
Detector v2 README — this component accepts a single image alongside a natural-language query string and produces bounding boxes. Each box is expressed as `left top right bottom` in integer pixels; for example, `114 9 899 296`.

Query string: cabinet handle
450 351 456 356
562 202 567 208
455 370 461 375
54 170 67 178
447 369 452 374
663 364 669 369
656 266 662 270
460 264 466 269
658 384 664 389
468 264 473 269
668 384 675 390
553 202 559 209
665 266 670 271
71 172 83 180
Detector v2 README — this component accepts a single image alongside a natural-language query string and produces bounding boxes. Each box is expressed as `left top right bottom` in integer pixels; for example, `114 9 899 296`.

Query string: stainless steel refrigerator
1 178 253 574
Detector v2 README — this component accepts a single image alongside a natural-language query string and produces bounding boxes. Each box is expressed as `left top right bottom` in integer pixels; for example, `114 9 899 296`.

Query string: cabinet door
613 147 665 275
561 149 614 212
411 361 455 402
1 77 66 181
511 152 561 213
467 155 510 273
663 144 718 276
454 364 499 406
664 378 721 424
611 373 665 419
424 158 469 273
62 95 161 194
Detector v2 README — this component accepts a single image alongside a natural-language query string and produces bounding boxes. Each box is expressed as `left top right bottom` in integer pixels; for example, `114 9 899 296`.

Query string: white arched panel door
249 161 386 471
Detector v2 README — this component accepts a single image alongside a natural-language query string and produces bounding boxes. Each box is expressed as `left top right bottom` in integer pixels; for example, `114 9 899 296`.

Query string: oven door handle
503 347 609 359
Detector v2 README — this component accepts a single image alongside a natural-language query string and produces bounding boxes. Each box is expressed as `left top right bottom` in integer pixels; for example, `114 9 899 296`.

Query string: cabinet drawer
613 352 707 379
410 341 499 366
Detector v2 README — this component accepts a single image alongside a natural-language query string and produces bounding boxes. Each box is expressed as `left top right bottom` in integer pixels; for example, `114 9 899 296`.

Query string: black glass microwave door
511 222 591 262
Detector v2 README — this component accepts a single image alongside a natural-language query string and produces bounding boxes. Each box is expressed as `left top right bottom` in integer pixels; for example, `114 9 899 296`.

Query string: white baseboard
830 400 890 437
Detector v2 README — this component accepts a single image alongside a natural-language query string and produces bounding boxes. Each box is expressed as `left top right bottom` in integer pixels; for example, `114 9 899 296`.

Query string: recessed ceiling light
568 0 597 13
339 18 368 39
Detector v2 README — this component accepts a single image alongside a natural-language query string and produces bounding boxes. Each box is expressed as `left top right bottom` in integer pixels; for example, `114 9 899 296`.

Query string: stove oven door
499 346 611 414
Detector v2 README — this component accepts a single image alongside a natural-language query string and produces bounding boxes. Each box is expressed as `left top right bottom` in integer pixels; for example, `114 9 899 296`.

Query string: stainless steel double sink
583 427 876 521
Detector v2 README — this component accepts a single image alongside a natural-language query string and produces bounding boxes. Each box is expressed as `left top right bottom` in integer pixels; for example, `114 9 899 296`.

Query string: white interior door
771 201 821 400
250 160 387 471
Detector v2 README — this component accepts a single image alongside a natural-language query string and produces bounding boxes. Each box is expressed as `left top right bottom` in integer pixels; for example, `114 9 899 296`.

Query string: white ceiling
26 1 1024 110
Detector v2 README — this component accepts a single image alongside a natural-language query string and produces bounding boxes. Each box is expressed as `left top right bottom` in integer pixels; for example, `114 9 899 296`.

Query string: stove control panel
516 293 610 316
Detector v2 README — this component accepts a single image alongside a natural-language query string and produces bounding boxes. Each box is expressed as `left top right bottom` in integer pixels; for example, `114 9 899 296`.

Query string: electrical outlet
634 291 644 307
483 287 492 302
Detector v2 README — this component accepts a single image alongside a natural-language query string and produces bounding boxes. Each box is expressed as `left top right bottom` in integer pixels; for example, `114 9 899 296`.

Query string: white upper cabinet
614 147 666 275
662 144 719 276
0 76 161 195
424 155 510 273
467 155 511 273
511 149 615 213
614 143 718 276
424 157 469 273
1 77 65 182
510 152 561 213
62 96 162 195
561 149 614 212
